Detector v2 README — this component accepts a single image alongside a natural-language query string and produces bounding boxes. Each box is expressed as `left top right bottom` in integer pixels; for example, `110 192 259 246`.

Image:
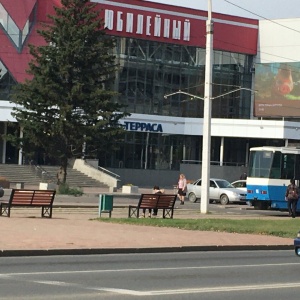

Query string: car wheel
295 247 300 257
188 192 197 203
220 194 229 205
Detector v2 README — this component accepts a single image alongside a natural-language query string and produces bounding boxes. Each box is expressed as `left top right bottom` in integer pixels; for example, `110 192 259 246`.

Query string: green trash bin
99 194 114 218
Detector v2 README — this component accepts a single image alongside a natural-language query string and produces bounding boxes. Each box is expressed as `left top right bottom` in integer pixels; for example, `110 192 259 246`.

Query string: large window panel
0 60 16 100
115 37 253 118
0 4 8 29
7 15 19 47
22 7 35 44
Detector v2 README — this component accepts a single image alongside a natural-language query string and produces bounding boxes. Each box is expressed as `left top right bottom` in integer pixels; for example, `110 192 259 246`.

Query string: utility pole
163 1 254 212
201 0 214 214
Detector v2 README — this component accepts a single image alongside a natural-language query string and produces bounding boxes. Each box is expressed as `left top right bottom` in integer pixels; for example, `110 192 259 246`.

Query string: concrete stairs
0 164 109 188
0 164 40 186
40 165 108 188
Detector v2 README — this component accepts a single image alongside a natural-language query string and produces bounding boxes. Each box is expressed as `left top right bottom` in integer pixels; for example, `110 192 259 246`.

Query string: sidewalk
0 188 294 256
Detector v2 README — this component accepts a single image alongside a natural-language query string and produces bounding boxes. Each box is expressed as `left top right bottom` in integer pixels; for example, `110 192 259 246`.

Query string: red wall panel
0 0 258 83
94 0 258 54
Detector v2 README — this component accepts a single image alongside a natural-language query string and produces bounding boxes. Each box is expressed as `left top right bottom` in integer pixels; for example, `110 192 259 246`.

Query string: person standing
285 178 299 218
177 174 187 205
240 172 247 180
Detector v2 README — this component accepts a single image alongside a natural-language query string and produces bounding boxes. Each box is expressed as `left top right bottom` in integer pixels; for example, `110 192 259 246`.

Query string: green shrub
0 176 10 188
57 183 83 196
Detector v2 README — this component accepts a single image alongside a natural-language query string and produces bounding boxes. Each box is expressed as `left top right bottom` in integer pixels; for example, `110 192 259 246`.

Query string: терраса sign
123 121 163 132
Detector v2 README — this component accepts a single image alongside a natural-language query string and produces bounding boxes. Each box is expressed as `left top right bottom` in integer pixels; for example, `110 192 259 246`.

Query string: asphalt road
0 250 299 299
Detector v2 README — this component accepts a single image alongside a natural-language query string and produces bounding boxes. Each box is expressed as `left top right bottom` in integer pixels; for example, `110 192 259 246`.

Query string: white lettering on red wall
92 0 258 54
105 9 190 41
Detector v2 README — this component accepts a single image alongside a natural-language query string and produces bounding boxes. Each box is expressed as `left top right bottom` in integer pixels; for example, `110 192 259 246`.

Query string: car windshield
216 180 233 188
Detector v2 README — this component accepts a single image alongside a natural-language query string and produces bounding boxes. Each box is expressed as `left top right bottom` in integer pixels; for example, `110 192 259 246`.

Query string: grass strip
95 218 300 239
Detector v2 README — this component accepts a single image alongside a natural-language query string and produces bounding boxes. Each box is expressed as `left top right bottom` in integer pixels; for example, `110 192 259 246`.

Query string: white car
186 178 247 205
231 180 247 193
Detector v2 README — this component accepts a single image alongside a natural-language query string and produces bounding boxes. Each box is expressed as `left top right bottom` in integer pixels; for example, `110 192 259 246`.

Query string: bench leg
162 208 174 219
128 206 139 218
42 206 52 218
0 203 10 217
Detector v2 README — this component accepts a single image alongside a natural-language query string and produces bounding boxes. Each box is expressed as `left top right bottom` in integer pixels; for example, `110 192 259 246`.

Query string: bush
0 176 10 188
57 183 83 196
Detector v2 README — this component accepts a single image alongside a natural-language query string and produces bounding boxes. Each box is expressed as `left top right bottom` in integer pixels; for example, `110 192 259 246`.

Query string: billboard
254 62 300 117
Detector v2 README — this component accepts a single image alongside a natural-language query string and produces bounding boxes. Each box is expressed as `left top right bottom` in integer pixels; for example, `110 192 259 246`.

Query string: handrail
33 165 56 183
82 160 120 179
181 160 247 167
97 166 120 179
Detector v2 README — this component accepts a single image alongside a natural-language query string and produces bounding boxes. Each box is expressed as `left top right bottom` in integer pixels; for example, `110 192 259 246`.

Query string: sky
145 0 300 20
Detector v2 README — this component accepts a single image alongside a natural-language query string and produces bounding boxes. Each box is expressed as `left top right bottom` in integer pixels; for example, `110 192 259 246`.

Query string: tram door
294 154 300 180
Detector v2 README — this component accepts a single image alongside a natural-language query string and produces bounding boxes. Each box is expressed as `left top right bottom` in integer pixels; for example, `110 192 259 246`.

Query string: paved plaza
0 187 294 256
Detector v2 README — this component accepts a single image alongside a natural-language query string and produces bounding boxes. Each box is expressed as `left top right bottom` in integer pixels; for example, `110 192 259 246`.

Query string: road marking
93 283 300 295
32 280 73 286
14 279 300 296
5 274 300 296
0 262 299 277
0 262 296 276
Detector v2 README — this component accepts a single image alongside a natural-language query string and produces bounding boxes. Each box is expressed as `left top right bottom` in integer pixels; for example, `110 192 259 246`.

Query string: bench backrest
138 194 159 208
9 189 56 206
156 194 177 209
137 193 177 209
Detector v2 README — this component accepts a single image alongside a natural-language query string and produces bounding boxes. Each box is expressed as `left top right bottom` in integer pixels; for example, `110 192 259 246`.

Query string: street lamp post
201 0 214 214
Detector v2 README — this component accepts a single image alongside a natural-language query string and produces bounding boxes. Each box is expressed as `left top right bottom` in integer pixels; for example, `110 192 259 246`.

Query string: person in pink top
177 174 187 205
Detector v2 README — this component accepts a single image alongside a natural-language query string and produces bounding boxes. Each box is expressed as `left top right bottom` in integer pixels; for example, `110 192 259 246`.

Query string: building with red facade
0 0 299 184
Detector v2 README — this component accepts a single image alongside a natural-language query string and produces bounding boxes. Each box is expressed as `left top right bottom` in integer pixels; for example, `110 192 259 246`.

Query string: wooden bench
0 189 56 218
128 193 177 219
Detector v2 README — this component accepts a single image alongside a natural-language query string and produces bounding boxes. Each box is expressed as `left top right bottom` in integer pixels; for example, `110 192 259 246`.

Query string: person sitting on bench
151 185 164 217
141 185 164 218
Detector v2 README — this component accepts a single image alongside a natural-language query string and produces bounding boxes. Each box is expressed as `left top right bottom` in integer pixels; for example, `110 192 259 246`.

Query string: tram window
295 155 300 180
248 151 272 178
270 152 281 179
282 154 296 179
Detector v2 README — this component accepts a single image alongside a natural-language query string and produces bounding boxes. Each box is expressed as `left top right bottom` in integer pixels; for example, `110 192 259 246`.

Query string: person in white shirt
177 174 187 205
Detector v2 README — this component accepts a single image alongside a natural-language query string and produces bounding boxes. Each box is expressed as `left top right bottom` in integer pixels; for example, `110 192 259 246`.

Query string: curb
0 245 294 257
55 193 141 199
53 204 127 209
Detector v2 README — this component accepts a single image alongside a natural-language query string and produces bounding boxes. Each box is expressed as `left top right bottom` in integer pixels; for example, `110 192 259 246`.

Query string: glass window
0 3 36 49
248 151 273 178
216 180 231 188
270 152 281 178
22 20 29 44
7 15 19 47
115 37 253 119
22 5 35 45
210 180 217 188
0 60 16 100
0 4 8 29
281 154 296 180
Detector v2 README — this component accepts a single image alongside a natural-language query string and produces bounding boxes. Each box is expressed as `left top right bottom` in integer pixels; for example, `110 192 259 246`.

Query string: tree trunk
57 157 68 185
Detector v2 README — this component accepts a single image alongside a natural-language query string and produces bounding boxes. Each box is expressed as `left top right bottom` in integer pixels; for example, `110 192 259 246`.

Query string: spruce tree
11 0 128 184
